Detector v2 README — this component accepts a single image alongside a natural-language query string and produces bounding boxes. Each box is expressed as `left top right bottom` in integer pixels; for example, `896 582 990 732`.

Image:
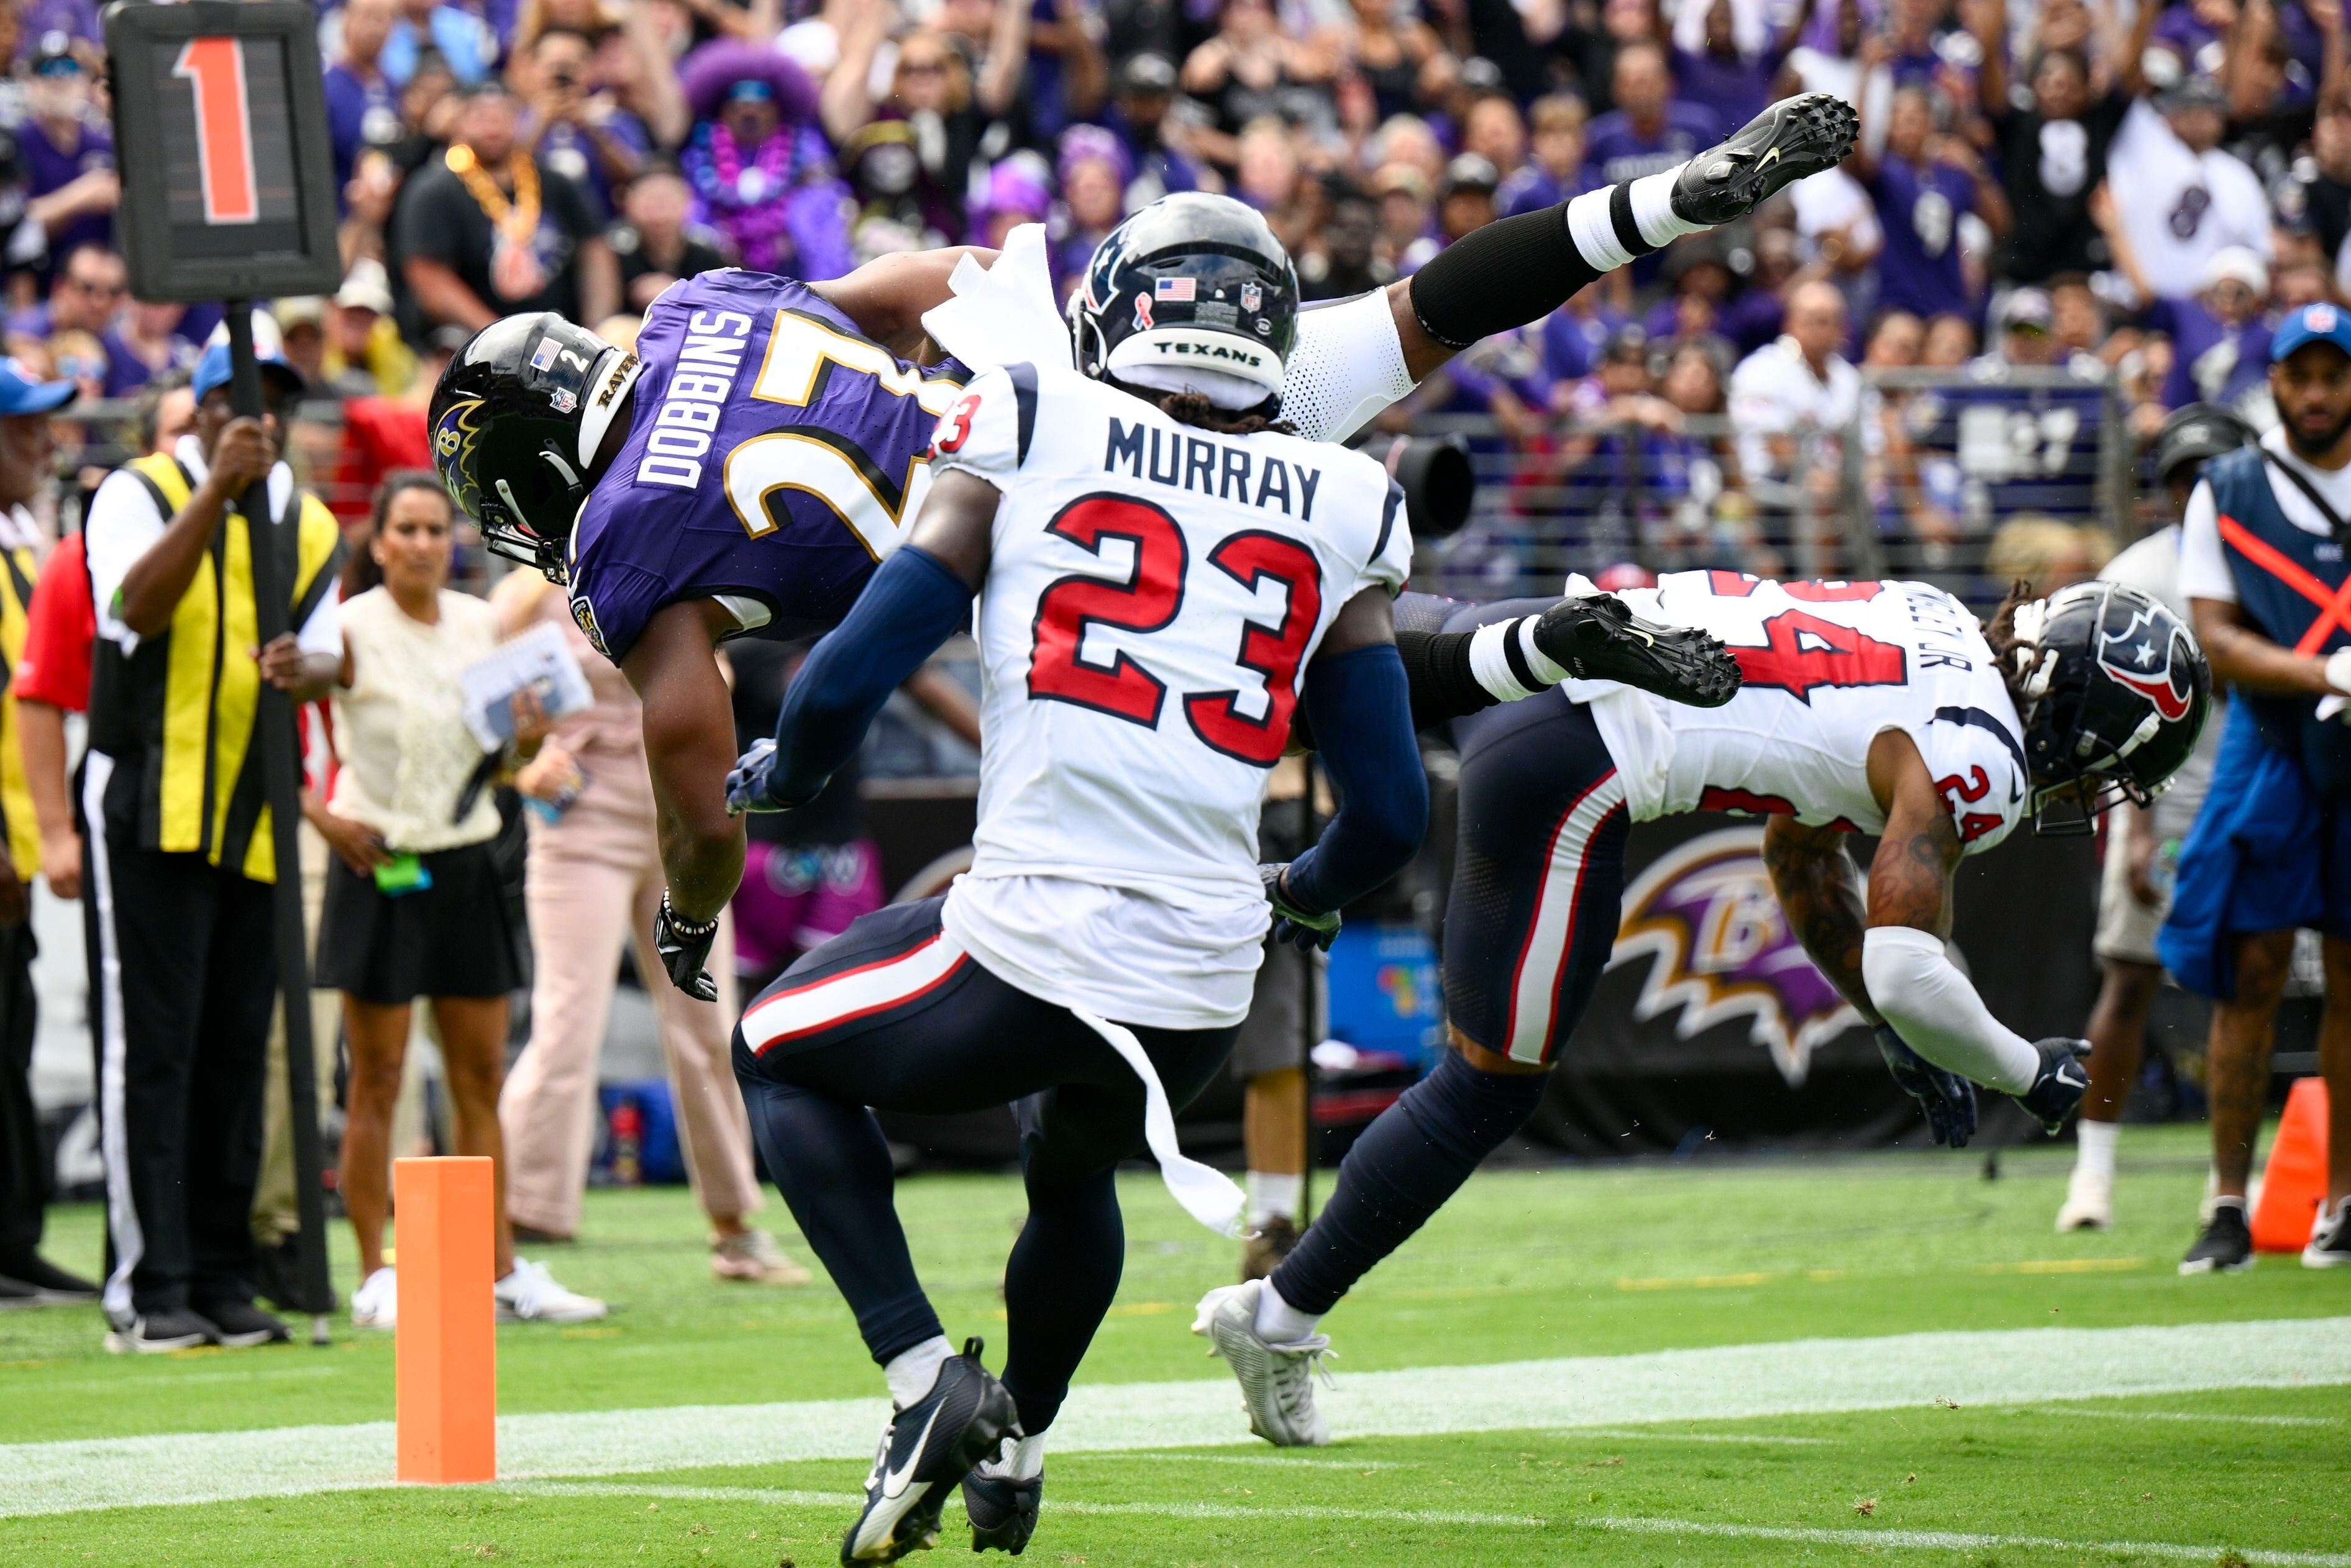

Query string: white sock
883 1335 954 1409
1247 1171 1303 1226
1008 1432 1046 1480
2074 1118 2119 1180
1253 1279 1322 1345
1629 165 1709 247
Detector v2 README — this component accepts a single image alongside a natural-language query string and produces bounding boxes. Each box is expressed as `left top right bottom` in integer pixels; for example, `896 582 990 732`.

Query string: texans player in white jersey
1195 572 2214 1447
430 94 1856 1001
715 197 1436 1563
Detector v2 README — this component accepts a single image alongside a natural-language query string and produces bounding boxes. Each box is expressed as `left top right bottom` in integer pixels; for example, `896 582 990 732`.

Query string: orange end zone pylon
2251 1078 2332 1254
394 1156 497 1482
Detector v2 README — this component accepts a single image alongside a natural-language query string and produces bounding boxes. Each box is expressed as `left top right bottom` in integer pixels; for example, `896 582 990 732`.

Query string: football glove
655 893 720 1001
1261 863 1341 951
1874 1023 1978 1149
725 737 787 816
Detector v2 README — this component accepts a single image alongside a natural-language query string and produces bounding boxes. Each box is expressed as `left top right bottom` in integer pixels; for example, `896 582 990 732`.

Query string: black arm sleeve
1406 183 1658 350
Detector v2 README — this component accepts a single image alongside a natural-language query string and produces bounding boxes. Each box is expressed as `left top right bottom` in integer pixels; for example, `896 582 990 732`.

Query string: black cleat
2180 1203 2255 1275
1533 593 1742 708
964 1439 1041 1555
844 1338 1018 1564
1671 93 1860 226
2013 1038 2091 1136
195 1298 292 1348
102 1306 216 1354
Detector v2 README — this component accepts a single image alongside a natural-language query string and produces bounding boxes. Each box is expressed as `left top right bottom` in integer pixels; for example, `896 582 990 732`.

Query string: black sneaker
1532 594 1741 708
0 1254 101 1304
1241 1215 1301 1283
195 1298 292 1348
964 1439 1042 1556
843 1338 1018 1564
103 1307 216 1354
2304 1201 2351 1269
2180 1203 2255 1275
2014 1038 2092 1136
1671 93 1861 226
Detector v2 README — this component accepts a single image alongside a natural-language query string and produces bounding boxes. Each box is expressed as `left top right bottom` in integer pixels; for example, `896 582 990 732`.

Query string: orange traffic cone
2250 1078 2332 1254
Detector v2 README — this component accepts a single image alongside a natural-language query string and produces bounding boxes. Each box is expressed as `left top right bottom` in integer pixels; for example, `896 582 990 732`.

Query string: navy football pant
733 897 1236 1434
1272 604 1630 1318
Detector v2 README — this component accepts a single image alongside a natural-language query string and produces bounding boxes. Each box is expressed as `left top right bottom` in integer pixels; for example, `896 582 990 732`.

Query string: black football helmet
429 313 644 583
2011 581 2212 834
1068 192 1299 414
2150 401 2255 488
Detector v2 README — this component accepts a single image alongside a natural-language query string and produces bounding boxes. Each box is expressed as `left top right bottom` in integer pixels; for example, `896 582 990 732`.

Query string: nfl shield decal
1240 281 1262 313
1607 827 1865 1085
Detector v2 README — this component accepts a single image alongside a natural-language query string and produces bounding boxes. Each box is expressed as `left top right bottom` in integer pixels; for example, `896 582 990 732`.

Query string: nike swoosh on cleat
881 1405 944 1500
1758 147 1782 170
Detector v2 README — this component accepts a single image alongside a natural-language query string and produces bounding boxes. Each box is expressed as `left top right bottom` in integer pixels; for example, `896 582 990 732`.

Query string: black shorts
1440 603 1631 1065
314 839 520 1006
734 896 1237 1142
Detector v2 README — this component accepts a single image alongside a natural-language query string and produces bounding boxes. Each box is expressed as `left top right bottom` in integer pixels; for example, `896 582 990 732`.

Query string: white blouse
329 587 502 853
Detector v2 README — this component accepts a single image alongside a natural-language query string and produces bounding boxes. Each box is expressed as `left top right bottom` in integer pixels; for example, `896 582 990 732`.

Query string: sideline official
84 322 344 1352
2160 303 2351 1273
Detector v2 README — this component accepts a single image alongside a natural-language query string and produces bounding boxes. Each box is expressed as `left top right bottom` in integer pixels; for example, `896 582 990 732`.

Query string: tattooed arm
1760 815 1882 1025
1860 728 1961 940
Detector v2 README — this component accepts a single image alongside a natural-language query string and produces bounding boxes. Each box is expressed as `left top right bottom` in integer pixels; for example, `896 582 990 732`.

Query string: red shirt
17 532 93 713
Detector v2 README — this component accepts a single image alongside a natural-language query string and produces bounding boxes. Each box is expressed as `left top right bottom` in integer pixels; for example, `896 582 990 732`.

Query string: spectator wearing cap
1643 235 1781 357
609 161 729 315
326 0 404 204
1988 285 2065 365
1848 80 2006 325
381 0 497 88
80 321 345 1352
678 43 851 280
1971 0 2148 285
1728 279 1861 499
18 35 114 281
393 81 618 331
1106 52 1204 205
2103 73 2274 304
1056 125 1134 292
1435 152 1499 247
2156 247 2276 411
1497 93 1587 219
0 357 94 1310
327 261 406 400
523 25 652 223
1369 162 1435 273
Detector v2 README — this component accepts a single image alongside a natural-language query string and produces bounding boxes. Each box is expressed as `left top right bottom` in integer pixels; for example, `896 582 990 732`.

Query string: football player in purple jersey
429 93 1858 1002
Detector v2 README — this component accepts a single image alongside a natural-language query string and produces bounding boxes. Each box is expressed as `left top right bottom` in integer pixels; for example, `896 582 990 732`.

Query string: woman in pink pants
492 572 807 1283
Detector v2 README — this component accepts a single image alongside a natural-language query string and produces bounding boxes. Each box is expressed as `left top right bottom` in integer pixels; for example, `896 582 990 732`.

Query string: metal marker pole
226 303 333 1344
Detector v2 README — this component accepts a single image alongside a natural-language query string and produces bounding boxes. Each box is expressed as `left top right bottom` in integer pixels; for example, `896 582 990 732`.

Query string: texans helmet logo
1607 828 1866 1086
2095 601 2193 721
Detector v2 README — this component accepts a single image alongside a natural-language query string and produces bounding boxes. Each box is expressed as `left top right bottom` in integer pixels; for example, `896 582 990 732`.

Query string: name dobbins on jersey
639 309 755 490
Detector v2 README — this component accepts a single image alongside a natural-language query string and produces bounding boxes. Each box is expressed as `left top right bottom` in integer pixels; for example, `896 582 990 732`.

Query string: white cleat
350 1265 398 1329
1192 1280 1334 1447
495 1258 608 1324
2055 1167 2114 1232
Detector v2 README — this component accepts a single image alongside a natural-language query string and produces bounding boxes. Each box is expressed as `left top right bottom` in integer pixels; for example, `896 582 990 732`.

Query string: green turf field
4 1123 2347 1566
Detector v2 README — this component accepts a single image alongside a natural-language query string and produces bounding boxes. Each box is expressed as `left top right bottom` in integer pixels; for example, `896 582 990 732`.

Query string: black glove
655 893 720 1001
1874 1023 1978 1149
1261 863 1341 950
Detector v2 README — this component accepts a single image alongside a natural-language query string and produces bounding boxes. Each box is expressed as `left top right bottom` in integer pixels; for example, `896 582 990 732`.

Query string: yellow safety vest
86 454 343 883
0 533 39 874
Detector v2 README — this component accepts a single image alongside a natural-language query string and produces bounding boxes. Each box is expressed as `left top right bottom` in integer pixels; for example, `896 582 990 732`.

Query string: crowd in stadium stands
0 0 2342 1330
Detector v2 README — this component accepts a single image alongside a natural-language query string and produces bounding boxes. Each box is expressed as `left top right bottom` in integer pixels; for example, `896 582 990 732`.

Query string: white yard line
504 1482 2351 1566
1581 1513 2351 1567
2025 1405 2343 1428
2 1315 2346 1520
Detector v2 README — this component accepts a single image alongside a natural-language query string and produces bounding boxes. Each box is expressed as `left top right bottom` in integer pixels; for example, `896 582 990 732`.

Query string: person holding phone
313 472 606 1329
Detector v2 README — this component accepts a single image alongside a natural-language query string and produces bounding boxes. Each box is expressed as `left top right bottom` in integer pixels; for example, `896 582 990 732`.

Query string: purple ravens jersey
566 270 972 663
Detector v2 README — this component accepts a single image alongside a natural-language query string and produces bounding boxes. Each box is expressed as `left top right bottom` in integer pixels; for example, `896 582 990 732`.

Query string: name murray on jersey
637 308 755 489
1102 417 1324 518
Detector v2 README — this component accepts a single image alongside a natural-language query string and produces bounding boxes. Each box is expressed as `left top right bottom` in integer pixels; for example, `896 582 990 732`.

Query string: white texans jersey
929 360 1412 1028
1577 571 2030 854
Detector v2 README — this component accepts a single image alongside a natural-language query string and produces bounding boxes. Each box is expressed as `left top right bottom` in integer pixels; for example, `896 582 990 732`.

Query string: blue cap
2273 302 2351 365
0 357 76 416
191 340 305 406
